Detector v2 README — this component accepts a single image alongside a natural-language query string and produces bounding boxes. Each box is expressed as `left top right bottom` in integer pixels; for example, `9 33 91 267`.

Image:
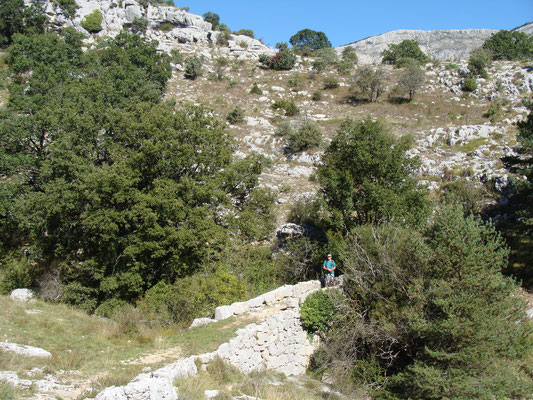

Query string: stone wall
92 280 323 399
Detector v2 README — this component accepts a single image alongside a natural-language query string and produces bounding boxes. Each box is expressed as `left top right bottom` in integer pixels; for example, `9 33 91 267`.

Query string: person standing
323 254 336 287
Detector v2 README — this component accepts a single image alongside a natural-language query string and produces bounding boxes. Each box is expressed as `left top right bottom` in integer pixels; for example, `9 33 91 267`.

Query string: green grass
0 295 249 396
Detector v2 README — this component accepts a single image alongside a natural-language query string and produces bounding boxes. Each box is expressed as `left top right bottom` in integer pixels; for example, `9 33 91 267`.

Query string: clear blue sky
182 1 533 47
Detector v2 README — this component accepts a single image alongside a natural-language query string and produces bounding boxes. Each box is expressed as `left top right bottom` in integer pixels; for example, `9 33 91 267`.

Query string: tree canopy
483 30 533 60
0 30 273 310
381 39 429 66
289 28 331 54
316 117 429 231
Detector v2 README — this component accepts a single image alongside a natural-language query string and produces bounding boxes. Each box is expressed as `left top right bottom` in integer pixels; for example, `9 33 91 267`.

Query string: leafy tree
81 9 103 34
202 11 220 30
289 28 331 54
341 46 358 64
397 63 425 100
468 48 492 77
316 117 428 230
483 30 533 60
286 120 323 153
0 30 273 310
324 210 532 399
381 39 429 66
184 55 203 79
352 66 385 102
0 0 48 47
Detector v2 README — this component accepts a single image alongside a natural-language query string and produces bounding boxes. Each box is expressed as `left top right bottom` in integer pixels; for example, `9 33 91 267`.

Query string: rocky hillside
337 29 497 64
44 0 276 57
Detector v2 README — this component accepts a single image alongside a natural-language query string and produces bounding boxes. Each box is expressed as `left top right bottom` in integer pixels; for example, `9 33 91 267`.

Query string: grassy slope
0 295 248 398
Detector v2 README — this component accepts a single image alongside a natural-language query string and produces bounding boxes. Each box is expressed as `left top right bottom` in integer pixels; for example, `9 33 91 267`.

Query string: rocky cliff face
337 29 497 64
43 0 275 57
514 21 533 35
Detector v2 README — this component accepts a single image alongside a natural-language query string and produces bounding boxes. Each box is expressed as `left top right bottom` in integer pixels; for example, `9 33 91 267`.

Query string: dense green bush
323 77 339 90
184 55 203 79
203 12 220 30
0 30 273 310
0 0 48 46
275 120 294 137
300 290 336 333
216 30 231 46
250 82 262 95
468 48 492 77
317 117 428 230
226 105 245 124
287 73 304 88
138 269 247 325
81 10 103 33
341 46 358 64
260 49 296 70
462 77 478 92
483 30 533 60
381 39 429 66
322 209 532 398
271 99 300 116
312 91 322 101
286 121 323 153
312 58 327 72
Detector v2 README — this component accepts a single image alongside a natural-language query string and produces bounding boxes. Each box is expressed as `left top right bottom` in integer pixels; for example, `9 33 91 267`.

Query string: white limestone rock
190 318 217 329
214 305 234 321
10 288 35 302
0 342 52 358
0 371 32 388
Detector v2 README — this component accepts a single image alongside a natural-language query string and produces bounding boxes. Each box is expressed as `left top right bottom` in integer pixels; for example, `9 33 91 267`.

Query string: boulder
0 342 52 358
189 318 216 329
10 288 35 302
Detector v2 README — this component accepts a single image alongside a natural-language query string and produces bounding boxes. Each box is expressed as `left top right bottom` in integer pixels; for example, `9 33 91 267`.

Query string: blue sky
182 1 533 47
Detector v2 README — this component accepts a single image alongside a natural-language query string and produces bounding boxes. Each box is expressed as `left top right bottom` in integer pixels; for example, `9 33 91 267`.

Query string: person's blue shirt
323 260 336 275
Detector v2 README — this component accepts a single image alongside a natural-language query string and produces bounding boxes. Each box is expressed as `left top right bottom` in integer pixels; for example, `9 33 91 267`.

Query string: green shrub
250 82 262 95
483 30 533 60
468 48 493 76
287 73 304 88
312 58 328 72
170 48 183 65
381 39 428 66
233 29 254 38
275 120 294 137
129 17 148 34
260 49 296 71
312 91 322 101
81 10 103 33
286 121 323 152
95 298 129 318
157 22 174 32
336 59 354 75
300 290 335 333
289 28 332 54
323 77 339 90
271 99 300 116
394 56 419 68
138 269 247 325
342 46 358 63
227 105 245 124
203 12 220 30
216 30 231 46
462 77 478 92
184 55 203 79
484 99 505 122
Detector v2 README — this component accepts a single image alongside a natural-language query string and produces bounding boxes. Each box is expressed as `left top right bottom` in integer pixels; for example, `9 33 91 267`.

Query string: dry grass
175 357 354 400
0 295 249 398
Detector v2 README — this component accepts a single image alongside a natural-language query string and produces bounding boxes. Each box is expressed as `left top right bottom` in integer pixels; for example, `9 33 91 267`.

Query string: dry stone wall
92 280 322 400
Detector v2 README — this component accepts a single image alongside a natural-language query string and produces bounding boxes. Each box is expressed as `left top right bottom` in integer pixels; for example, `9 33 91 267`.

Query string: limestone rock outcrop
337 29 497 64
